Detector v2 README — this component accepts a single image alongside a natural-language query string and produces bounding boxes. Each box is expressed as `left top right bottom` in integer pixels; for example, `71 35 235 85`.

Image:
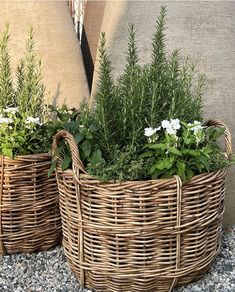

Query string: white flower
188 121 206 144
188 121 206 134
4 107 18 114
162 119 180 136
8 126 13 130
161 120 171 129
170 118 181 130
166 126 176 135
144 127 160 137
25 116 41 125
0 117 13 124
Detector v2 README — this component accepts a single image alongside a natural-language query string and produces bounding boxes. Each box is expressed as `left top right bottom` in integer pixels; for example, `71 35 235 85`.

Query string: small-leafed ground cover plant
55 6 233 181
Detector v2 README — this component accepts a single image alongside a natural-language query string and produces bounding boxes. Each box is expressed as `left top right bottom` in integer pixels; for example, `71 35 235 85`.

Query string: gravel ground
0 225 234 292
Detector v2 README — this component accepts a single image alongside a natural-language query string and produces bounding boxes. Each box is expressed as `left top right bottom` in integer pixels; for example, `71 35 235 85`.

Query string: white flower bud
144 126 160 137
4 107 18 115
25 116 41 125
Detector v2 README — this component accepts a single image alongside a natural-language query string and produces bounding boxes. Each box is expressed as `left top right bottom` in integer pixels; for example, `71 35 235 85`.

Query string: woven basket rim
57 166 226 185
0 152 51 160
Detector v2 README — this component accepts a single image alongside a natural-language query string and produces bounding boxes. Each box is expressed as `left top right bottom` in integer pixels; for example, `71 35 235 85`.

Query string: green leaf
61 157 72 171
150 156 174 173
169 147 182 156
185 167 194 181
80 140 92 158
89 123 98 132
183 136 193 145
151 171 160 179
199 156 210 172
15 136 25 143
3 148 13 158
182 149 200 156
160 168 176 179
48 160 57 177
79 127 87 135
75 132 84 143
86 132 93 139
147 143 167 150
139 151 153 158
89 149 102 164
200 147 213 158
63 123 71 132
69 120 80 132
176 161 186 181
194 161 203 172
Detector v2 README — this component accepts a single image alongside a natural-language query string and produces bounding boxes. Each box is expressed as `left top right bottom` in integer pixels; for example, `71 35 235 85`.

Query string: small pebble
0 226 234 291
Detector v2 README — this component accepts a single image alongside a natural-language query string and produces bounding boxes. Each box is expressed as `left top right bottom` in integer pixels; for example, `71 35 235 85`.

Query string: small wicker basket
53 120 232 292
0 153 62 255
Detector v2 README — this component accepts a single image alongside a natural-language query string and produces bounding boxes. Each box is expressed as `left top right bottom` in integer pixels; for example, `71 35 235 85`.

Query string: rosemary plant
51 6 230 182
0 25 15 108
16 27 46 119
92 6 205 153
93 32 117 160
86 6 227 182
0 26 53 158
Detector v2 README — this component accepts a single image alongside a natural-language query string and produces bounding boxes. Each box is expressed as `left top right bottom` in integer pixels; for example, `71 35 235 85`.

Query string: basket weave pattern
53 120 231 292
0 154 62 255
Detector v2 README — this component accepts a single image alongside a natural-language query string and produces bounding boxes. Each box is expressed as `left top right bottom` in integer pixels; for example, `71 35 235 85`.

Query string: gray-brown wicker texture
53 120 232 292
0 154 62 255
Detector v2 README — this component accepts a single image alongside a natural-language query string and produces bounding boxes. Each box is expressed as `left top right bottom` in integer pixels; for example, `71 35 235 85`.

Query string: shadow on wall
51 83 61 108
81 28 93 92
51 83 86 108
80 0 106 92
81 1 127 98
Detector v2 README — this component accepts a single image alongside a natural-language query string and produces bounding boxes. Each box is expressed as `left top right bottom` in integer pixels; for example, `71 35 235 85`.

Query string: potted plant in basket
52 7 233 292
0 26 61 255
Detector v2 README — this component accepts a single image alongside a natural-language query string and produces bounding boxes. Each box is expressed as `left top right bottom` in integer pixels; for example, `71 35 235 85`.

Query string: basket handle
52 130 86 173
205 119 233 160
52 130 86 287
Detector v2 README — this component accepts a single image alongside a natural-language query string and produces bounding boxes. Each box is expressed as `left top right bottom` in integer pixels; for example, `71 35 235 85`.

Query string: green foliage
115 24 148 149
0 26 53 158
0 25 15 108
146 6 205 124
87 6 207 181
93 7 205 158
0 110 51 157
87 146 150 182
16 27 46 118
93 33 117 160
147 7 206 124
48 104 102 176
210 151 234 171
148 6 167 126
143 120 230 181
55 7 231 182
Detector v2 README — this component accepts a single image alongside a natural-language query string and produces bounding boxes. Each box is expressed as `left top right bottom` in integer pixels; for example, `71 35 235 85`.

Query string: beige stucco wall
0 1 89 108
83 1 106 65
87 1 235 223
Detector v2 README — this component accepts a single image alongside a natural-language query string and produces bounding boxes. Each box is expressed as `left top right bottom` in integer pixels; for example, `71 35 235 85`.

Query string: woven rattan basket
53 120 232 292
0 153 62 255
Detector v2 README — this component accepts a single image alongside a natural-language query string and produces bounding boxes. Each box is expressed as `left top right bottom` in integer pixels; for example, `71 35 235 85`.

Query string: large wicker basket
0 153 62 255
53 120 232 292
